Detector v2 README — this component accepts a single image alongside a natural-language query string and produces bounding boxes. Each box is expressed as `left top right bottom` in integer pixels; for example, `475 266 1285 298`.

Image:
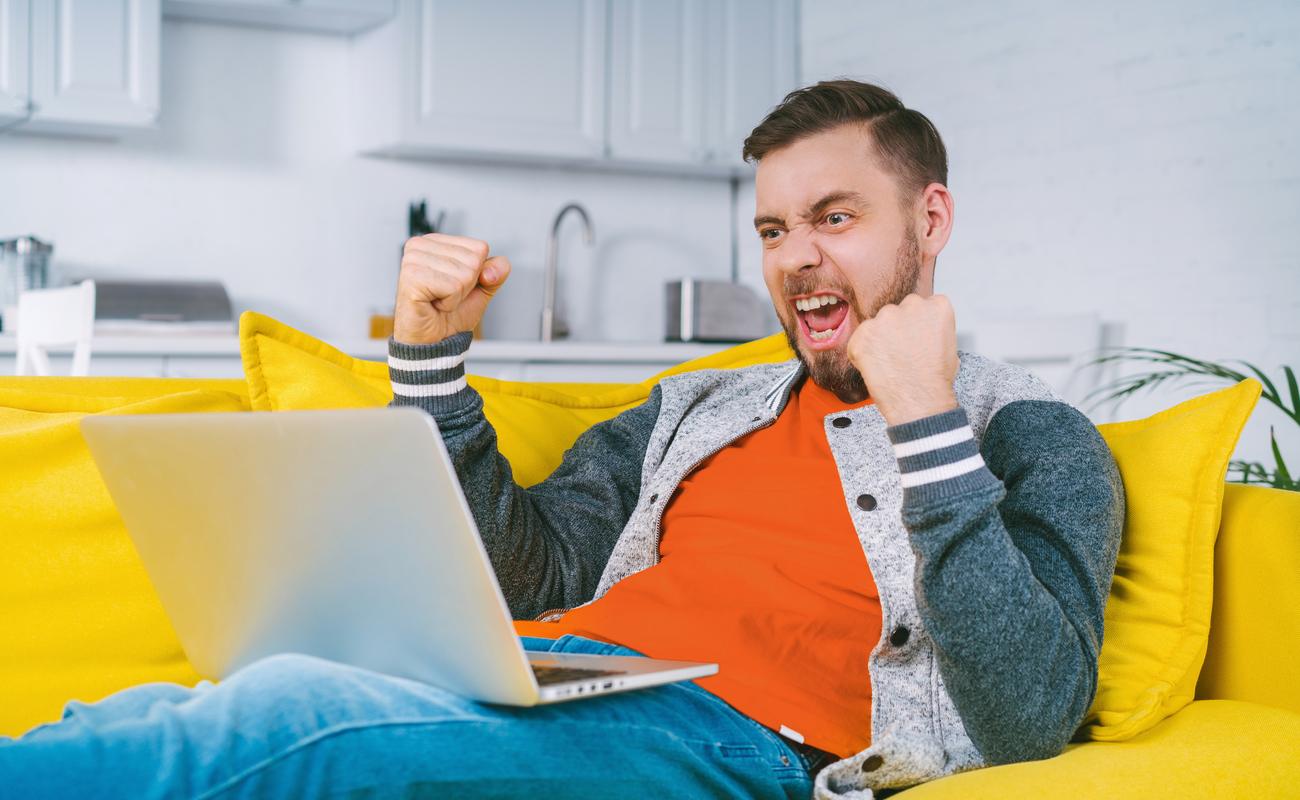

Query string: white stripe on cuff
891 424 973 458
390 377 469 397
899 453 986 488
388 352 467 371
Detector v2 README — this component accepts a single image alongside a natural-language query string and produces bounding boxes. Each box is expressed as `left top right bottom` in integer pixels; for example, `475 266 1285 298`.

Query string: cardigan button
832 416 852 428
890 625 910 647
861 754 884 772
856 493 877 511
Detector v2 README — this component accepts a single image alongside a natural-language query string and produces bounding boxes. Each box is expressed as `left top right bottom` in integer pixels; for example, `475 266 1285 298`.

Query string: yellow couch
2 315 1297 797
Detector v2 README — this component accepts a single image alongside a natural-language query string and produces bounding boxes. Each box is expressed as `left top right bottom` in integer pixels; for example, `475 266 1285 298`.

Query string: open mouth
792 292 850 349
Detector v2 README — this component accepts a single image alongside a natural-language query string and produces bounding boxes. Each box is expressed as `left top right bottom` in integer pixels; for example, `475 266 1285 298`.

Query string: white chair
14 280 97 376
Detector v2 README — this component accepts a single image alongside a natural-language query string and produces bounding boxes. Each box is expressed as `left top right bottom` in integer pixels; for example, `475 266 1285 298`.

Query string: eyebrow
753 190 870 230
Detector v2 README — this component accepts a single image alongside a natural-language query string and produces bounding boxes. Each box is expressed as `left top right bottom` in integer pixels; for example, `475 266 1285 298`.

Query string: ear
917 182 954 261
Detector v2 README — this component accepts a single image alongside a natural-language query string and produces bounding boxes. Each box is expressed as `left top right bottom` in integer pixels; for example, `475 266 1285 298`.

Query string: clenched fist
847 292 960 426
393 234 511 345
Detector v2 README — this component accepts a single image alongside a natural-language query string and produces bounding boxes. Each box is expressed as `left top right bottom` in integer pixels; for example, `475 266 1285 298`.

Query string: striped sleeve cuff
886 405 1000 505
388 332 480 416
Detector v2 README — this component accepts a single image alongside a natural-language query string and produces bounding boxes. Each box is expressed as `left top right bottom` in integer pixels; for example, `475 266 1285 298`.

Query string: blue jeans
0 635 817 799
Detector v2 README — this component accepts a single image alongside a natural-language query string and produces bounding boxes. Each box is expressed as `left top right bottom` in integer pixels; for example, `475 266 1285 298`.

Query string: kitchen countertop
0 333 736 362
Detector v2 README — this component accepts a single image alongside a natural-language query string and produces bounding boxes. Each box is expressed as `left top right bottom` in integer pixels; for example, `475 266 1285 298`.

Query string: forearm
387 333 573 617
388 333 655 619
886 402 1125 763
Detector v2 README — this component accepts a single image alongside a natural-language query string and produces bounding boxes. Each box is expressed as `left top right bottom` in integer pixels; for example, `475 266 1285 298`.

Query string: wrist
876 392 959 427
392 320 452 347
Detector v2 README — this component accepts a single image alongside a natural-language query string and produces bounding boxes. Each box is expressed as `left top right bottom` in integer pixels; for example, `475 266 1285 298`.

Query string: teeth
795 294 840 312
809 327 835 341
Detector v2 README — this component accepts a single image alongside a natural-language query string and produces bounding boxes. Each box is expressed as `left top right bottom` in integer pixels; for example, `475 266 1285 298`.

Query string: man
1 80 1123 800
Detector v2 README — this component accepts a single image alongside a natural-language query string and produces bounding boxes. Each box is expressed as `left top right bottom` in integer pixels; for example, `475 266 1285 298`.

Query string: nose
773 223 821 276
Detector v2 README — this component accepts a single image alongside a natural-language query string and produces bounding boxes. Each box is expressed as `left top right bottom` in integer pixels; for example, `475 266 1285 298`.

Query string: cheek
761 257 788 318
819 234 888 301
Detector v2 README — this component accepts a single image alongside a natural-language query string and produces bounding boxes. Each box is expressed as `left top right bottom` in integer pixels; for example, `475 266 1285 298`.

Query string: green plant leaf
1227 358 1281 404
1230 459 1271 485
1284 365 1300 424
1270 426 1293 487
1073 348 1298 492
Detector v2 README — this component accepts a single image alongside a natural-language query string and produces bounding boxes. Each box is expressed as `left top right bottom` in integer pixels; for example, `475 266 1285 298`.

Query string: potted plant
1080 348 1297 492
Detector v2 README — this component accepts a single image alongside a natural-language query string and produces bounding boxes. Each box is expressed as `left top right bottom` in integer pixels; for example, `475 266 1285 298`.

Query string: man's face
754 124 928 402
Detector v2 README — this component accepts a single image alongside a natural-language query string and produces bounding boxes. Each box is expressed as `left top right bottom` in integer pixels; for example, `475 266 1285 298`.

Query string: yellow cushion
237 311 793 486
0 375 251 402
1196 483 1300 714
0 385 248 737
1077 379 1262 742
896 700 1300 798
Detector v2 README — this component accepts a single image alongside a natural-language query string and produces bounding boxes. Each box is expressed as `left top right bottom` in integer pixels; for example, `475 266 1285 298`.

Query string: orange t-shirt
514 377 881 757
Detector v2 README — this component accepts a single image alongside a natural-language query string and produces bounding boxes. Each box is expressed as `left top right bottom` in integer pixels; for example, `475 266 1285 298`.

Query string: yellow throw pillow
1079 378 1263 741
240 311 393 411
0 386 248 737
237 312 793 486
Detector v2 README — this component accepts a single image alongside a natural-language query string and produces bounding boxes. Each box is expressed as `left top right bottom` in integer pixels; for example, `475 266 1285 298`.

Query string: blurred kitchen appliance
87 279 235 334
0 235 53 332
665 279 774 343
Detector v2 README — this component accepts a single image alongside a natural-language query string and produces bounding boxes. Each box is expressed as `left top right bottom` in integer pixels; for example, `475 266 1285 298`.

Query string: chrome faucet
541 202 594 342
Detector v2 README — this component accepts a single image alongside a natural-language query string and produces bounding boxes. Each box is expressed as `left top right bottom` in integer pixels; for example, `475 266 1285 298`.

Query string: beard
780 227 922 404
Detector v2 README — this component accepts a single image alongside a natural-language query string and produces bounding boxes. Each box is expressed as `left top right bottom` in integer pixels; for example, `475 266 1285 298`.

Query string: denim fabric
0 635 814 800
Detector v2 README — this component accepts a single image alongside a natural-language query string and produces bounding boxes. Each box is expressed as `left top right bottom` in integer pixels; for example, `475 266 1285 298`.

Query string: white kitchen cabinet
354 0 797 175
353 0 606 161
0 335 730 382
705 0 798 169
161 356 245 378
606 0 708 165
608 0 797 170
0 354 167 377
163 0 394 35
517 360 676 383
0 0 29 125
17 0 160 135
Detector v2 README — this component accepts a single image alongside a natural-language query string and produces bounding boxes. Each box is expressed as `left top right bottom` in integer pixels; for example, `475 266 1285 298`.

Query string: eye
758 228 784 242
825 212 850 226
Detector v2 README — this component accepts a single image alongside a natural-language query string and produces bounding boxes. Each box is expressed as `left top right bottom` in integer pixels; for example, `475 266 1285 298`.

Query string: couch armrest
1196 483 1300 714
894 700 1300 798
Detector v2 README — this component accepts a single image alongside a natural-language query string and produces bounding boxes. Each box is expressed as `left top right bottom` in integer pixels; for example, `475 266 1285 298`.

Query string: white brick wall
799 0 1300 473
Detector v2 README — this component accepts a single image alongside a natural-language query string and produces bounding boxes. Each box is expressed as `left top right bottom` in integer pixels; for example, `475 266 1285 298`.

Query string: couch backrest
6 371 1295 715
0 375 250 401
1195 483 1300 714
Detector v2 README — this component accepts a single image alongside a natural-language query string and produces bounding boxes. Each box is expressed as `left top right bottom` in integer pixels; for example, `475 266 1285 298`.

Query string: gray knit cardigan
387 332 1125 799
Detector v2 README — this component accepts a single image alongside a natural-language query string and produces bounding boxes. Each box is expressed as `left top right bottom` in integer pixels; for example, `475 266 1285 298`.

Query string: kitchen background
1 0 1297 469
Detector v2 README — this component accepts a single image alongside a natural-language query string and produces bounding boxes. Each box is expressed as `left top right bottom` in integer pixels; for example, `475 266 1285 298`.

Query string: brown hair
742 79 949 208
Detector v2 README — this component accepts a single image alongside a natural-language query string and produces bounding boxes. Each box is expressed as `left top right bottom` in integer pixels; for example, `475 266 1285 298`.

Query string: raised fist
393 234 511 345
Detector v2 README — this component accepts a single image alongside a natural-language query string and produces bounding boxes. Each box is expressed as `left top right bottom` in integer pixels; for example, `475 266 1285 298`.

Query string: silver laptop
80 407 716 706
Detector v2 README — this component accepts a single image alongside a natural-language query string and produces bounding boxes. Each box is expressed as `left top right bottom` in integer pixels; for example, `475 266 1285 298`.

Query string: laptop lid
81 407 541 705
